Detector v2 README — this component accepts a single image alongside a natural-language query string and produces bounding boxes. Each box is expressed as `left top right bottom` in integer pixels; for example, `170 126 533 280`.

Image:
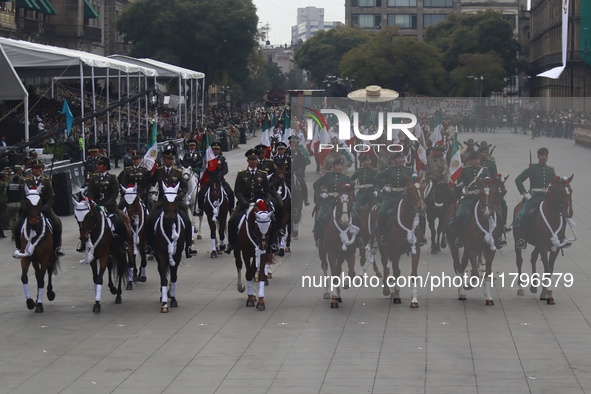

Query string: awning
109 55 205 80
15 0 39 11
84 0 99 19
40 0 57 15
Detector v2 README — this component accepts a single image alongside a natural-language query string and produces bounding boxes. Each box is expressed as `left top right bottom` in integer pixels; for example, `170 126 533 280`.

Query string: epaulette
238 169 248 173
90 172 100 177
125 166 133 170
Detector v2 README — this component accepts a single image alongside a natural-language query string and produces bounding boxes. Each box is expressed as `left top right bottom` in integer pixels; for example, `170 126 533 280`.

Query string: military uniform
290 143 310 205
118 163 152 210
312 167 352 244
198 149 235 214
350 165 377 215
373 164 414 237
0 173 7 237
181 148 202 172
84 153 100 183
424 154 448 183
479 157 497 177
321 151 348 175
514 162 556 229
14 171 63 254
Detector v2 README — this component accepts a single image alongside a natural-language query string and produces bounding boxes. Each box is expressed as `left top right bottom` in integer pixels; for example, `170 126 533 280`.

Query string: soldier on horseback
225 148 283 254
83 147 101 185
146 147 197 258
197 142 235 216
118 153 152 210
289 135 310 206
374 152 423 246
13 160 64 257
181 139 202 173
478 141 508 247
448 152 491 248
313 157 352 248
255 144 277 177
350 155 377 216
513 147 556 249
84 156 129 252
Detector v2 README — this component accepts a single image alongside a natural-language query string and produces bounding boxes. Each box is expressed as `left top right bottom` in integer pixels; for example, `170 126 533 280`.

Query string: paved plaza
0 129 590 394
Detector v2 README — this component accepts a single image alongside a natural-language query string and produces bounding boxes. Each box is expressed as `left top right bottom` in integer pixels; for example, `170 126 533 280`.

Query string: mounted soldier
478 141 508 246
146 146 197 258
448 152 491 248
181 139 202 173
197 141 235 216
83 147 101 184
350 154 377 216
118 153 152 210
225 148 283 254
460 139 477 164
272 142 291 174
513 147 556 249
255 143 277 178
289 135 310 206
313 157 352 248
321 138 350 175
13 160 64 257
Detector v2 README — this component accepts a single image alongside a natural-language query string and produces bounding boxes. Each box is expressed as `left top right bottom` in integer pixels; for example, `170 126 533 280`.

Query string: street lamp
467 75 484 130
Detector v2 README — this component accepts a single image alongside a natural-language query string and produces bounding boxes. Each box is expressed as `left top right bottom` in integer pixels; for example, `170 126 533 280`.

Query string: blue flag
61 99 73 137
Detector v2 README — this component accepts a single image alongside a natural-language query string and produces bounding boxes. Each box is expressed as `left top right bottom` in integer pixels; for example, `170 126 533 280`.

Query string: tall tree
295 25 371 87
117 0 258 86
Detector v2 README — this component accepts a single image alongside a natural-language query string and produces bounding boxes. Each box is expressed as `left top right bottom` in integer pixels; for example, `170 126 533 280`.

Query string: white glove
320 192 328 199
373 190 378 197
523 192 532 200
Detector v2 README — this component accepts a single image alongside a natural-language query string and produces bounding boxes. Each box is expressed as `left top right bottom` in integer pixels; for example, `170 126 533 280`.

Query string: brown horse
202 177 229 258
152 183 186 313
318 186 358 308
424 180 454 254
121 185 148 289
512 175 575 304
379 178 425 308
73 197 129 313
234 200 276 311
357 199 382 278
446 177 505 305
274 162 291 257
14 185 60 313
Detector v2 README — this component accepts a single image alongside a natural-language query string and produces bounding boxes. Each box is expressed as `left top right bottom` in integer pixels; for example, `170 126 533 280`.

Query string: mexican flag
414 119 428 173
448 132 463 186
199 130 218 187
143 120 158 174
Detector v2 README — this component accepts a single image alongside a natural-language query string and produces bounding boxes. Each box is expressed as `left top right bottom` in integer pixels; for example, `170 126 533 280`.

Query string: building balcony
0 8 16 30
84 25 102 42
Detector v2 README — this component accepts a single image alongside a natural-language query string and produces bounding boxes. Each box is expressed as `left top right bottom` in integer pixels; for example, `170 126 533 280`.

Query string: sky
252 0 345 46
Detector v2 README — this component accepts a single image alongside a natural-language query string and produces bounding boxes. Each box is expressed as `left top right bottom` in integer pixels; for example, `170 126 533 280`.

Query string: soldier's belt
383 186 404 192
464 190 479 195
356 184 374 189
530 188 547 193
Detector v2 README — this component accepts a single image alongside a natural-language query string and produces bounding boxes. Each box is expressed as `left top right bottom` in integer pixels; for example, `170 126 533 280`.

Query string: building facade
291 6 342 45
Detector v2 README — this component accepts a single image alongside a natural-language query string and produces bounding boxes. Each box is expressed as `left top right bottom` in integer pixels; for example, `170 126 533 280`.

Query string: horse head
548 174 574 218
253 199 273 249
404 174 426 215
72 197 100 240
162 181 180 219
24 184 44 226
475 177 500 219
335 182 354 227
121 184 139 206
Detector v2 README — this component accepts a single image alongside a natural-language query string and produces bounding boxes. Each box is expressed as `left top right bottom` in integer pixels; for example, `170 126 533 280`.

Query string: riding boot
179 209 197 258
52 219 65 257
454 218 464 248
419 213 427 246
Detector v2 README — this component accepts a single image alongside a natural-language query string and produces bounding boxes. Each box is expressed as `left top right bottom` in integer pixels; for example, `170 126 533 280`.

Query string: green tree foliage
450 52 506 97
117 0 258 86
295 25 371 87
340 29 448 96
425 10 521 76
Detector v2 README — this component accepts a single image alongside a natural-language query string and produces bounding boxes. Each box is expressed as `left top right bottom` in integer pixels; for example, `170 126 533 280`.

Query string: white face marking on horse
122 185 138 205
25 184 43 206
73 199 90 222
255 211 272 235
484 187 490 195
162 181 180 203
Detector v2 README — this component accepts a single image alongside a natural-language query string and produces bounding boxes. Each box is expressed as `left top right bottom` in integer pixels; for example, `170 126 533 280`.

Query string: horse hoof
47 291 55 302
323 292 331 299
278 249 285 257
530 286 538 294
441 240 447 249
26 298 35 310
264 279 269 286
267 272 272 279
126 282 133 291
459 295 467 301
93 302 101 313
246 300 255 307
485 299 494 306
115 295 122 304
410 302 418 308
170 298 178 308
383 288 390 297
337 297 342 303
393 298 402 304
133 274 138 282
161 303 169 313
430 249 436 255
237 284 245 293
138 276 147 283
109 286 117 295
517 289 524 296
256 303 265 311
211 250 217 258
286 247 290 253
197 234 202 240
147 255 154 261
330 302 339 309
35 303 44 313
547 298 555 305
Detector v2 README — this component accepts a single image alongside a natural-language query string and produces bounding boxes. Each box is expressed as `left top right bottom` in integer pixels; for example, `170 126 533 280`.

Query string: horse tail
49 259 61 277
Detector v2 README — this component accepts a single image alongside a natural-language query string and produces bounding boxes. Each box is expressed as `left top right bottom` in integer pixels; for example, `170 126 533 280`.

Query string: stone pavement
0 129 590 394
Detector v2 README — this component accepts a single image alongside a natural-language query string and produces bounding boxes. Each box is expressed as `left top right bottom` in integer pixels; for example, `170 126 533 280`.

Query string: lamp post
467 75 484 130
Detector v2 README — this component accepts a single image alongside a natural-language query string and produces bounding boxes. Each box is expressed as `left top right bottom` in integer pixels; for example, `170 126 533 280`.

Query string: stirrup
497 239 507 248
516 239 526 249
76 242 85 253
224 244 233 254
379 235 387 246
455 237 463 248
55 247 65 257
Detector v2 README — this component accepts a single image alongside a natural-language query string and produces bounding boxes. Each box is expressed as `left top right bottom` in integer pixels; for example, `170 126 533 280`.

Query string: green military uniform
312 168 352 244
514 162 556 229
118 163 152 209
0 173 7 237
373 164 414 237
258 157 277 177
451 164 491 223
84 154 100 183
480 157 497 177
350 165 377 215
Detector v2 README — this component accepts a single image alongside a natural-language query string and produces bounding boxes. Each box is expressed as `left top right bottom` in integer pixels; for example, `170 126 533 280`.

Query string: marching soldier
181 139 202 172
373 152 416 245
13 160 64 257
146 147 198 258
85 157 128 252
84 147 101 184
118 153 152 210
312 157 352 248
513 147 557 249
350 155 377 216
197 141 235 215
225 148 283 254
448 152 491 248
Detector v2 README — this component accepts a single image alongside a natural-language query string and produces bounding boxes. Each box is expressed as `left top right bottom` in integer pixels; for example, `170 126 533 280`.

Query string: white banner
537 0 569 79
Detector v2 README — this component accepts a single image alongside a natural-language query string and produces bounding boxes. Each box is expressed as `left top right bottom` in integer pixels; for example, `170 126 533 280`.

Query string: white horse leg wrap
161 286 168 303
170 282 177 297
258 281 265 298
95 284 102 302
128 268 134 282
211 239 217 251
140 267 147 277
484 278 492 300
37 288 44 304
23 283 31 300
247 280 253 296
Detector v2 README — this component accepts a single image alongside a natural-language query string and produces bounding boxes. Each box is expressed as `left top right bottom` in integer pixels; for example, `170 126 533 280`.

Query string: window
423 14 446 27
352 14 382 28
424 0 453 7
387 14 417 29
388 0 416 6
351 0 381 7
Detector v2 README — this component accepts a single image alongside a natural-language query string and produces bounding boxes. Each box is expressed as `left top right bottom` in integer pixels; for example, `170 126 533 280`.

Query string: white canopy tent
0 45 28 144
109 55 205 132
0 38 159 160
